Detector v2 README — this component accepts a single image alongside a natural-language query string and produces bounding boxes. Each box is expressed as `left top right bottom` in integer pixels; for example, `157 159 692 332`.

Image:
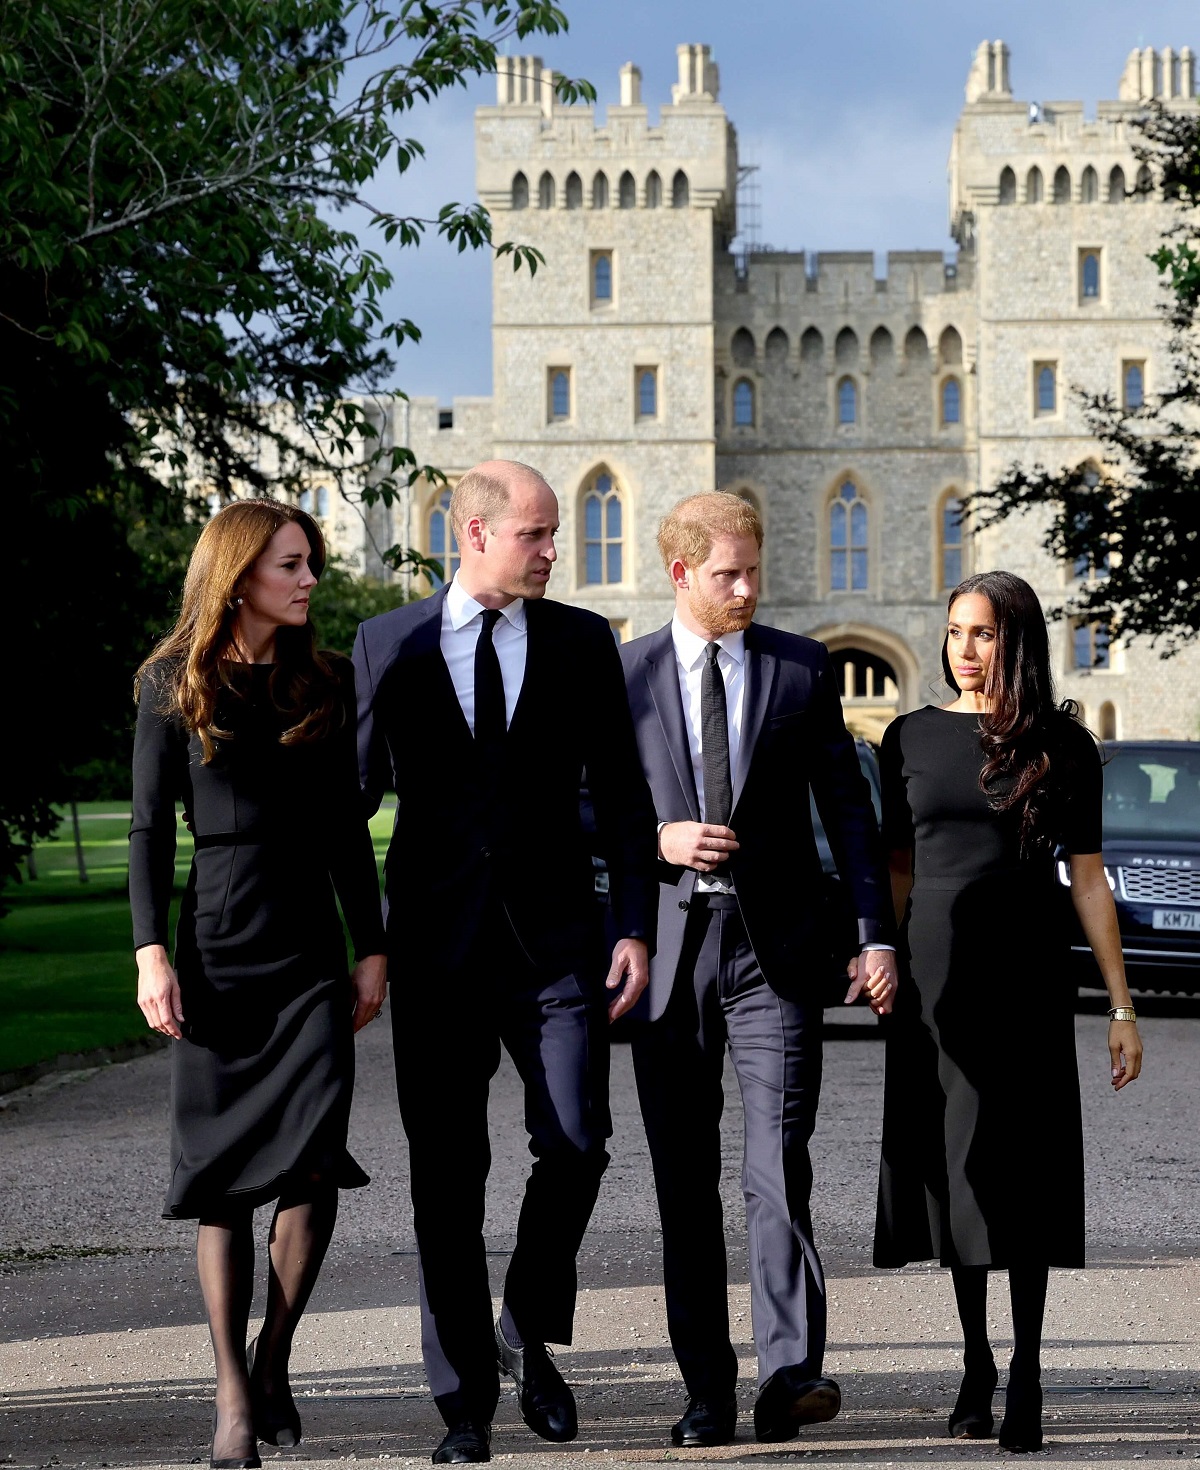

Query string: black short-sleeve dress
129 658 385 1220
873 707 1102 1269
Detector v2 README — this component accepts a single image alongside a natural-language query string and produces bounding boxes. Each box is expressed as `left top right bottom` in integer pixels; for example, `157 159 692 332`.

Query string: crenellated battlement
477 46 735 221
949 38 1197 246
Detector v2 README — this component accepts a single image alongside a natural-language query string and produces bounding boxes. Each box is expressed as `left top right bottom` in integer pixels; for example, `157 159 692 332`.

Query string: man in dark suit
353 461 656 1465
619 491 897 1448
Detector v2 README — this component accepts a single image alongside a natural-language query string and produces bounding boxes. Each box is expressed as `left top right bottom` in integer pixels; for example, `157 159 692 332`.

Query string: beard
688 584 756 636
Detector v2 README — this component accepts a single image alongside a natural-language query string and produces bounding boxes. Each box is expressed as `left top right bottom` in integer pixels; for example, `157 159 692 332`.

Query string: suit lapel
644 627 700 821
734 628 777 808
405 587 474 747
506 597 539 740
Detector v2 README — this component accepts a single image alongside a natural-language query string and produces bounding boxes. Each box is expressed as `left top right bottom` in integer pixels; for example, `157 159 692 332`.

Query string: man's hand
606 938 649 1023
845 949 898 1015
659 821 739 873
136 944 184 1039
350 954 388 1034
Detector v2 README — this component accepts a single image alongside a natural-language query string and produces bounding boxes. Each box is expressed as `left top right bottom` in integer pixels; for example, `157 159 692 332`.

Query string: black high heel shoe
210 1409 261 1470
247 1336 302 1447
948 1356 998 1439
998 1374 1043 1453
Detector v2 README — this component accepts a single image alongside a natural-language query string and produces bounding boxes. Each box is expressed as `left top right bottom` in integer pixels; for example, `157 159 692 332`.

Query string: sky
364 0 1198 403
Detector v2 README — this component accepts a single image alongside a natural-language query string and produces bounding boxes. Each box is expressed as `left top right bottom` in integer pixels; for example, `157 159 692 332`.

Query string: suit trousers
631 893 826 1397
392 896 611 1424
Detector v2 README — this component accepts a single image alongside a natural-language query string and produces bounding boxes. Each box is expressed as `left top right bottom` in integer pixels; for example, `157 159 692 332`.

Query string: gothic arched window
999 166 1016 204
830 480 868 592
1026 166 1043 203
1053 165 1072 203
591 171 609 209
1081 165 1098 202
315 485 330 518
428 489 459 588
645 170 661 208
618 170 636 208
511 171 529 210
582 471 624 585
1108 165 1126 203
672 170 690 207
564 171 582 209
538 171 555 209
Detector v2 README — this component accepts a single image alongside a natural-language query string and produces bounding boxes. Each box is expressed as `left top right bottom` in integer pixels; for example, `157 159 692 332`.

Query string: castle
332 40 1200 742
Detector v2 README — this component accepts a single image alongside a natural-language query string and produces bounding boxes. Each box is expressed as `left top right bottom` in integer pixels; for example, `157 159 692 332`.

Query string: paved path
1 1006 1198 1467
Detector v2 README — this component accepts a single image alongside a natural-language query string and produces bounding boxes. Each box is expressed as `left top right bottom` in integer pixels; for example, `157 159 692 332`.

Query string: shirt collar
447 574 527 633
671 613 746 671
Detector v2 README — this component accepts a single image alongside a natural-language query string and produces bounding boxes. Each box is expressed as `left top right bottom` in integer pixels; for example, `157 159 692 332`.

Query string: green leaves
2 0 588 911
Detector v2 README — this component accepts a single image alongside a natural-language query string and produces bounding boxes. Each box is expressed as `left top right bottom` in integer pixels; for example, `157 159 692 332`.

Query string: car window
810 743 881 870
1103 747 1200 840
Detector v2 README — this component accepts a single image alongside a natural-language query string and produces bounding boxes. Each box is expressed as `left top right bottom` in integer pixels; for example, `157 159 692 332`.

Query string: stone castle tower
362 40 1200 742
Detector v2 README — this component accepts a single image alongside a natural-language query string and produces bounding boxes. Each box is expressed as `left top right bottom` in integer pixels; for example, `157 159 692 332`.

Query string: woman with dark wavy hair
872 570 1141 1453
130 500 386 1468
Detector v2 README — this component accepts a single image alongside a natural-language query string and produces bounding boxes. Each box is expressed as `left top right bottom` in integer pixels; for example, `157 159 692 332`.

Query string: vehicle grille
1119 867 1200 906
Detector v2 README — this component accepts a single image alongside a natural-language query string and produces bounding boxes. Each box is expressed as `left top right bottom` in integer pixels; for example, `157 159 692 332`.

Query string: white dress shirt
440 574 528 731
671 615 745 894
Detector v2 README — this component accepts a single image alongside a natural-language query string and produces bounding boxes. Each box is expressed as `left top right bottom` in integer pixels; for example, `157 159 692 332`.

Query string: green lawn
0 802 392 1076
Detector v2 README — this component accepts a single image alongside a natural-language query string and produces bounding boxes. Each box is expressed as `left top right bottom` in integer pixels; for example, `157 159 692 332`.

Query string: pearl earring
235 596 243 605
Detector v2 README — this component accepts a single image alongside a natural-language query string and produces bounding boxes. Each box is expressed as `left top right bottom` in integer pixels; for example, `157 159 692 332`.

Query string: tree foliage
969 103 1200 656
1 0 591 913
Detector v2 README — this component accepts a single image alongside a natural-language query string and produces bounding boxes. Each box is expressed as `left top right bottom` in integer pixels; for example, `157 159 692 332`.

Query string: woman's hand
351 953 388 1033
136 945 184 1039
1109 1019 1142 1091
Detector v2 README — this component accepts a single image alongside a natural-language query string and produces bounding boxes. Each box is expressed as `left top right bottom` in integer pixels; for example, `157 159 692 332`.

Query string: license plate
1152 908 1200 931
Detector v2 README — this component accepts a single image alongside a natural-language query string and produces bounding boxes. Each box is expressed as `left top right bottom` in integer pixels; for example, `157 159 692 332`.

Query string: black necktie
474 608 506 770
701 641 733 833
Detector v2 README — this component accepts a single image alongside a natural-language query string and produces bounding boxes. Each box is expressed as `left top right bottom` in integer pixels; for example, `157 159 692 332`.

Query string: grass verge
0 802 391 1076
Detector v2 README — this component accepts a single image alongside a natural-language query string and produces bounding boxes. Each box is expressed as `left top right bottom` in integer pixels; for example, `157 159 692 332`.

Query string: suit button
678 900 689 910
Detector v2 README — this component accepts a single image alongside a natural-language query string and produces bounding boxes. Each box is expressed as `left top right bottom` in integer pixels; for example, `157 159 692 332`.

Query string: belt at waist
192 830 292 850
912 871 1043 891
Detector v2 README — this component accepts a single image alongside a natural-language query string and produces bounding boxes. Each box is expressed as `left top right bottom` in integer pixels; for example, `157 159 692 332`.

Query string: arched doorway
829 648 899 743
806 622 919 744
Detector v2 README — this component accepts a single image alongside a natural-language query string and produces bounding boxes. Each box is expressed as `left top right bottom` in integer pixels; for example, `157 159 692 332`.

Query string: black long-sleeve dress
873 707 1102 1269
130 657 385 1219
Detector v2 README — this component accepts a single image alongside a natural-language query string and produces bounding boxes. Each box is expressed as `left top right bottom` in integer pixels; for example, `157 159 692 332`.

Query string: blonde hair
657 490 763 571
135 499 339 763
449 460 550 541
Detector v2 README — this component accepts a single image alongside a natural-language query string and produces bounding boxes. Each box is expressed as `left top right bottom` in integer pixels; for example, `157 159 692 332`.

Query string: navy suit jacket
354 587 657 975
620 621 891 1019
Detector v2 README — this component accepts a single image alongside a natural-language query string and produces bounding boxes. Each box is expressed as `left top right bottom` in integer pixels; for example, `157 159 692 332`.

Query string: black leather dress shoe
495 1322 578 1442
753 1369 841 1442
670 1396 737 1447
431 1420 492 1464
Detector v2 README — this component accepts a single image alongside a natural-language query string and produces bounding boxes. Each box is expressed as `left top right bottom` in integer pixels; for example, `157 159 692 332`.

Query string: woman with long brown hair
872 570 1141 1453
130 500 386 1469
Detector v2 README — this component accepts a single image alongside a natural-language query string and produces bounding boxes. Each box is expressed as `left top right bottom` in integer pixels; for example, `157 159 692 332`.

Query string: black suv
1059 741 1200 994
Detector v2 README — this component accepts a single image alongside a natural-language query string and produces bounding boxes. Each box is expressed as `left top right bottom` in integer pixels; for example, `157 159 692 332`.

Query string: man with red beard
618 491 896 1448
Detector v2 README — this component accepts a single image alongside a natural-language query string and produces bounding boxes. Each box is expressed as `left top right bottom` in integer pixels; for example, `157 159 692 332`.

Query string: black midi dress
873 707 1102 1269
129 658 385 1220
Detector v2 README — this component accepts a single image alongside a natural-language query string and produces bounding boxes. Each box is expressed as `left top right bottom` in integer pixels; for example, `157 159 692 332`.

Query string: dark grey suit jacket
355 587 657 975
620 621 892 1020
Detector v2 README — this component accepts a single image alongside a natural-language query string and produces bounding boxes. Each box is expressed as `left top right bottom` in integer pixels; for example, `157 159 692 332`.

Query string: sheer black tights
197 1187 338 1460
951 1264 1049 1381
